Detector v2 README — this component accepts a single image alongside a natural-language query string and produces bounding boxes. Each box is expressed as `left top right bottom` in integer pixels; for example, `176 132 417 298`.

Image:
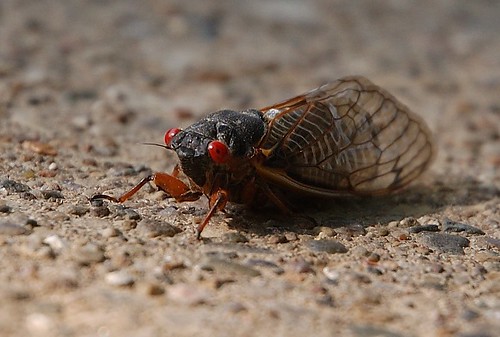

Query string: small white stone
323 267 341 282
26 313 54 335
43 234 66 252
105 271 134 286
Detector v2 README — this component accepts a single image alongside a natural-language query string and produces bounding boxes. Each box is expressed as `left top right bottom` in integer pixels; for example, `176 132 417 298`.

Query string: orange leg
196 189 228 239
91 172 202 204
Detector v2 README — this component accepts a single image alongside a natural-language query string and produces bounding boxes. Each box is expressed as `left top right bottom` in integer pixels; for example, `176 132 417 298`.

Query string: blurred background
1 0 498 179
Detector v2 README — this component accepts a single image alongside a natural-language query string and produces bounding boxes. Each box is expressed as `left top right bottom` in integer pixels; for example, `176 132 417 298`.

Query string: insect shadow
232 176 499 236
218 185 439 236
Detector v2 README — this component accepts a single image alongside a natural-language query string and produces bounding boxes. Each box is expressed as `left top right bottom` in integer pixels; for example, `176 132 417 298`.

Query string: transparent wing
258 76 435 196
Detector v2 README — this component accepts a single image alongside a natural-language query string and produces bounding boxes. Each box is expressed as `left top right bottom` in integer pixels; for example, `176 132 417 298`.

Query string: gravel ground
1 1 499 336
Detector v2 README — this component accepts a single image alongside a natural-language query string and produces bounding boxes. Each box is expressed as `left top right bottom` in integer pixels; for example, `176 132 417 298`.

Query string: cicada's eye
164 128 182 147
208 140 230 164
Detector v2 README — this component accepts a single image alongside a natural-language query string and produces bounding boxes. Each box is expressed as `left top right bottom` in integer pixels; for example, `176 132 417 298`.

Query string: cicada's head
165 109 267 188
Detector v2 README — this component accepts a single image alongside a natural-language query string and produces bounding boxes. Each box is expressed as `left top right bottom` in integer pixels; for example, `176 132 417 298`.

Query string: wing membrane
258 76 435 196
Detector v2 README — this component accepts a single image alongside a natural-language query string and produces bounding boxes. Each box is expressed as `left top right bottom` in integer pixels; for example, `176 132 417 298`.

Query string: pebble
471 265 487 278
323 267 341 282
21 192 37 200
204 251 238 260
26 219 39 228
139 219 182 237
456 332 494 337
222 232 248 243
334 224 366 237
7 287 32 301
284 232 298 241
1 179 31 193
461 308 480 321
366 266 383 275
348 272 372 284
25 313 55 335
124 209 141 220
38 174 58 186
22 140 57 156
484 237 500 249
43 234 66 252
101 227 120 238
350 324 406 337
36 246 56 259
408 224 440 233
211 278 236 289
91 205 110 217
443 220 485 235
161 259 186 272
89 198 104 207
420 274 446 290
428 263 446 273
105 270 135 286
399 217 419 228
288 258 315 274
313 226 336 237
223 302 247 314
0 203 11 213
72 243 105 265
198 257 261 277
136 282 164 296
0 221 28 235
382 260 399 271
367 253 380 263
415 246 432 255
109 204 141 220
51 211 70 222
387 220 400 228
397 232 410 241
306 239 348 254
245 259 284 274
48 269 80 289
351 246 370 258
167 283 210 305
268 234 288 244
108 249 134 268
483 262 500 272
69 205 89 216
118 219 138 230
41 190 64 200
375 228 390 236
316 294 335 307
419 233 470 255
473 251 498 263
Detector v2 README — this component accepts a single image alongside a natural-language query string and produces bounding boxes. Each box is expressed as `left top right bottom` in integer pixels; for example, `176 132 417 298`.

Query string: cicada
92 76 435 238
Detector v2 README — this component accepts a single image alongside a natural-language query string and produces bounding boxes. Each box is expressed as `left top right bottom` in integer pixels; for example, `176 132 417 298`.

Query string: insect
91 76 435 239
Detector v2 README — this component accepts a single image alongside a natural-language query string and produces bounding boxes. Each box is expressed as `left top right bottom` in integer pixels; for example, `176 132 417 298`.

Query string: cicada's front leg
196 188 229 239
91 167 202 204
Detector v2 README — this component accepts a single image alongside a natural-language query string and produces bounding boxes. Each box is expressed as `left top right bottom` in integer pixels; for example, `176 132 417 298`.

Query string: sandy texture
1 1 499 336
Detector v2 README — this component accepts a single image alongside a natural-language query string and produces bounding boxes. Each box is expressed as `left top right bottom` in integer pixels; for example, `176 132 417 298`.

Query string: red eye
164 128 181 147
208 140 230 164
